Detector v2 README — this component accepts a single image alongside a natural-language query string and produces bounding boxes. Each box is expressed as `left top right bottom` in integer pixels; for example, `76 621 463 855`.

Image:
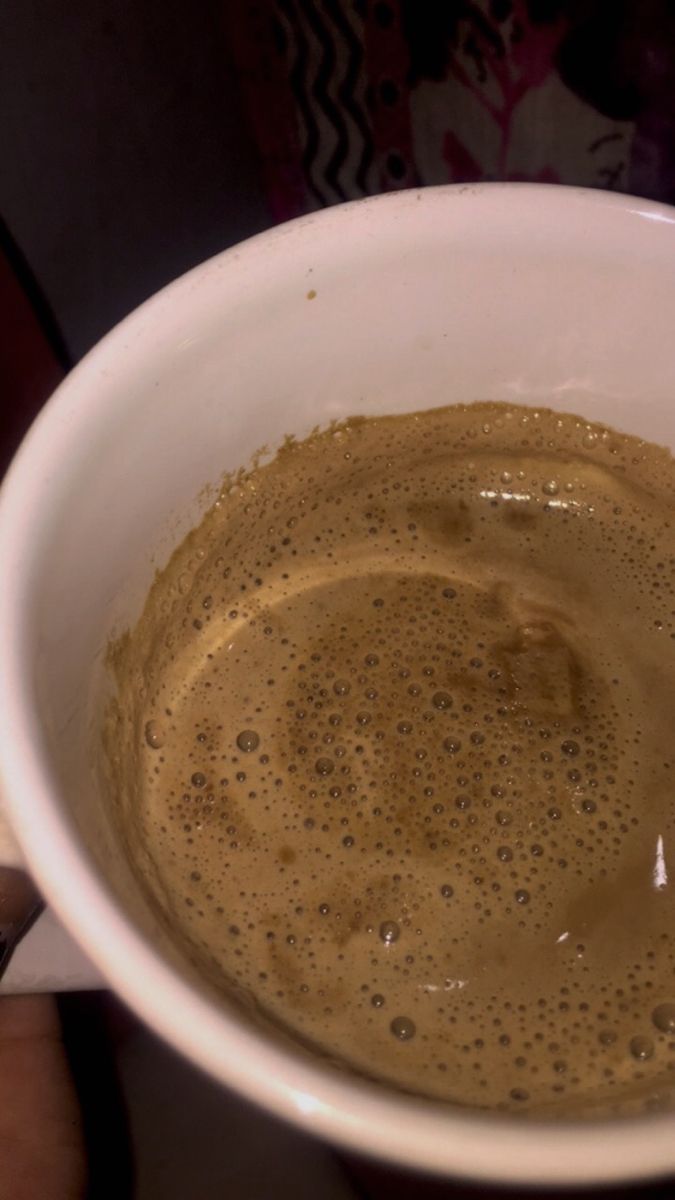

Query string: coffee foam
106 403 675 1115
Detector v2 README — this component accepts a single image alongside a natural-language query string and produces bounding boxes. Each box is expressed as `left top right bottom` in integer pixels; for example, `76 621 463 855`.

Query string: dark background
2 0 268 361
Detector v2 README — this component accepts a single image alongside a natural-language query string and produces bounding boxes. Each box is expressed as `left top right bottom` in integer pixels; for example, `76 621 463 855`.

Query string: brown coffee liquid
106 402 675 1115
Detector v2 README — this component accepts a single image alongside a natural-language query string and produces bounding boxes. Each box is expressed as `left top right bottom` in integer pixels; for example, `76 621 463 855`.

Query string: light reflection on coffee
105 402 675 1116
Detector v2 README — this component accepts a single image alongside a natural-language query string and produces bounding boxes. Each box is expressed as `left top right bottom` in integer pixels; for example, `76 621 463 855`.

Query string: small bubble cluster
109 401 675 1117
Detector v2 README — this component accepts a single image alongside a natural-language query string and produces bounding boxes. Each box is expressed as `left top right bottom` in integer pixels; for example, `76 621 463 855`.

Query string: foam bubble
652 1004 675 1034
390 1016 416 1041
144 720 165 749
236 730 260 753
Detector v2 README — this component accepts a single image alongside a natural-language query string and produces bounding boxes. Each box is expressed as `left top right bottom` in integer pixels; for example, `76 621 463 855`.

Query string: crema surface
106 403 675 1115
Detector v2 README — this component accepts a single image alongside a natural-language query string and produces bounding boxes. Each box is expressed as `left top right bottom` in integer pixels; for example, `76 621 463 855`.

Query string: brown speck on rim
306 289 317 300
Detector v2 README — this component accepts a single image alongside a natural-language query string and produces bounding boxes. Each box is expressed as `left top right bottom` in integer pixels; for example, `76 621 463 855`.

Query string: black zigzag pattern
323 0 376 195
299 0 353 201
280 0 374 204
279 0 327 206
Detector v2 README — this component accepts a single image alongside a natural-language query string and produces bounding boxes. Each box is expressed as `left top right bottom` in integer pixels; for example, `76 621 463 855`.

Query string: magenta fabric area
227 1 675 221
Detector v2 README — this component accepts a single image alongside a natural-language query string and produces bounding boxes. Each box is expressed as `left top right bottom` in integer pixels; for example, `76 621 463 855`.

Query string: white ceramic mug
1 184 675 1187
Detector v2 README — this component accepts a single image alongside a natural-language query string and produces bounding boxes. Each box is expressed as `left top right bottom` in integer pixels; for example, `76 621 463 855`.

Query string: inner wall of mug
22 187 675 1047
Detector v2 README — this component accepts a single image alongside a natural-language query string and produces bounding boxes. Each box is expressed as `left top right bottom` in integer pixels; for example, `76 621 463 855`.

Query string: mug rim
2 182 675 1185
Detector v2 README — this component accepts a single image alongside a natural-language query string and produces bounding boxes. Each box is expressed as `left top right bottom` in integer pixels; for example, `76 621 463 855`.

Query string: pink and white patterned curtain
226 1 675 222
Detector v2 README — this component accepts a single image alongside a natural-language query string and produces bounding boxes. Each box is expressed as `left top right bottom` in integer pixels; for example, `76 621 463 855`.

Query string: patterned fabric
227 1 675 222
